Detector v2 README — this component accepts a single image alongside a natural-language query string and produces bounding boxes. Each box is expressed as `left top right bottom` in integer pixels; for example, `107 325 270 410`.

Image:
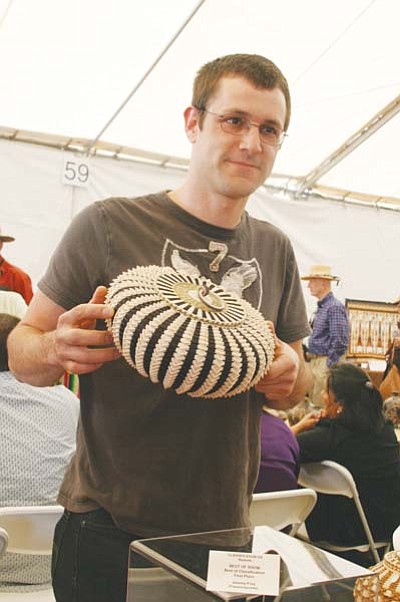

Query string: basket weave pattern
353 551 400 600
106 266 275 398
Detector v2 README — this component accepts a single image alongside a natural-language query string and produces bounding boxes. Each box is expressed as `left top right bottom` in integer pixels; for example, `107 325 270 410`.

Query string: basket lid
106 266 275 398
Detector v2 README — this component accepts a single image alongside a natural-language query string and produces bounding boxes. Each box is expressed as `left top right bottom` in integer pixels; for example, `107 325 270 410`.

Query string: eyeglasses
197 107 287 147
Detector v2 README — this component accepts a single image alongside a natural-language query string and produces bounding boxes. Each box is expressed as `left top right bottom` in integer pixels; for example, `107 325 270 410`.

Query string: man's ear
184 106 199 144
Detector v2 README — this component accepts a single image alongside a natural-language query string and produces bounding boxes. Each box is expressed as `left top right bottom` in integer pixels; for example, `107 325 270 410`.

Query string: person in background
380 346 400 401
301 265 349 407
0 228 33 304
383 393 400 429
293 363 400 564
254 405 299 493
8 53 311 602
0 289 27 318
0 313 79 592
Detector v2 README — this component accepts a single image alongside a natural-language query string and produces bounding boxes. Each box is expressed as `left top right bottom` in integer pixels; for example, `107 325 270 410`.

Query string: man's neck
168 184 247 229
317 290 331 302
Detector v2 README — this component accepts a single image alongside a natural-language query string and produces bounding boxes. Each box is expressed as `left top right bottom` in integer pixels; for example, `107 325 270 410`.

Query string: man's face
185 76 287 201
307 278 328 299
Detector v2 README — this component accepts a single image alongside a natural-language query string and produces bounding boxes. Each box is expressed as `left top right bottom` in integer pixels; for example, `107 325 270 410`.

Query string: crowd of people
0 50 399 599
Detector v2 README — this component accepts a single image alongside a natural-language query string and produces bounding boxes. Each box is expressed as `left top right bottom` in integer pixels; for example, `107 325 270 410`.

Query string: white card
206 550 280 596
62 156 90 188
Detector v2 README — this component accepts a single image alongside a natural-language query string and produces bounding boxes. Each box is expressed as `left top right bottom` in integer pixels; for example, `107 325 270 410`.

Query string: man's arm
8 287 120 387
255 338 312 410
327 305 349 366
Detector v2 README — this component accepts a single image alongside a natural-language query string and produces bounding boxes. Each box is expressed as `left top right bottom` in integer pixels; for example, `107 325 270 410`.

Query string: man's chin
222 179 263 200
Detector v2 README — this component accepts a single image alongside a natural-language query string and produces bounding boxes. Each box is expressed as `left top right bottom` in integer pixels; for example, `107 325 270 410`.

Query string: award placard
206 551 280 596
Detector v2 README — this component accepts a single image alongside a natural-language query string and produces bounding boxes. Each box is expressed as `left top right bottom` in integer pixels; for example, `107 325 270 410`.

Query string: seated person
0 289 27 318
293 362 400 552
254 406 299 493
380 347 400 401
0 313 79 592
383 394 400 429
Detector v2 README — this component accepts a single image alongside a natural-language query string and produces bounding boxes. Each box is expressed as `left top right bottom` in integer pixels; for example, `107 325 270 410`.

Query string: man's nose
239 124 263 152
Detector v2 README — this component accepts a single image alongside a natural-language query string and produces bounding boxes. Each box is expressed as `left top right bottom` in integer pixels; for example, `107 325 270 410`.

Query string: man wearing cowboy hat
301 265 349 406
0 228 33 304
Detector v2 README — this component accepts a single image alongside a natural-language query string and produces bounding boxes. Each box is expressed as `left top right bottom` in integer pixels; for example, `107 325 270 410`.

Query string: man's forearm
8 324 64 387
288 358 312 403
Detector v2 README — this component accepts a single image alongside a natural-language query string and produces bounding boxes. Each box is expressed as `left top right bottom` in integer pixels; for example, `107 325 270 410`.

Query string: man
0 313 79 592
0 228 33 303
8 54 311 602
302 264 349 406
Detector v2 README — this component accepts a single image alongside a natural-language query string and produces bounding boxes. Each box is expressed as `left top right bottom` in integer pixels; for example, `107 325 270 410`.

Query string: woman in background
380 346 400 401
255 406 299 493
294 363 400 549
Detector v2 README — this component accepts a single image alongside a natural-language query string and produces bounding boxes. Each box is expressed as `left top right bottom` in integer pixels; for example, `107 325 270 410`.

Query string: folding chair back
0 505 63 554
0 528 8 559
393 525 400 550
298 461 390 563
0 506 63 600
250 488 317 536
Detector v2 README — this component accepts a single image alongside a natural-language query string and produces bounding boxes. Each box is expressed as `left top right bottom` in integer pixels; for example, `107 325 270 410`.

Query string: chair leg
320 584 331 601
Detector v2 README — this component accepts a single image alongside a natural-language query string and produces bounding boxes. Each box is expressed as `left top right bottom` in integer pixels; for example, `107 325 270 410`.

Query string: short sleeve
38 202 109 310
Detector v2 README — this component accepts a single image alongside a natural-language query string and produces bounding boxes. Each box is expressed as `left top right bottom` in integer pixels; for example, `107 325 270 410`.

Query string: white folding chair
298 460 391 564
0 529 8 559
249 488 317 536
0 505 63 600
392 525 400 551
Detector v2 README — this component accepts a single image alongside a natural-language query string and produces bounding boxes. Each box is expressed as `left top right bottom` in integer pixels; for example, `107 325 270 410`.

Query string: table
127 525 376 601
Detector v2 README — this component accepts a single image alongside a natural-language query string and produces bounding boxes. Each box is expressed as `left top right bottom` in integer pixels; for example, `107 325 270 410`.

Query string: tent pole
295 94 400 196
85 0 207 156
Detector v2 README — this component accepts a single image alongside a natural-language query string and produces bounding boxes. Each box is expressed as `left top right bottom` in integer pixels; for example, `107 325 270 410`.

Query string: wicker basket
105 266 275 398
353 551 400 600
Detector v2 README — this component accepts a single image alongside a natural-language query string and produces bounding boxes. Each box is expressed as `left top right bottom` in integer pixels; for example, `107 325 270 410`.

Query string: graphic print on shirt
161 239 262 310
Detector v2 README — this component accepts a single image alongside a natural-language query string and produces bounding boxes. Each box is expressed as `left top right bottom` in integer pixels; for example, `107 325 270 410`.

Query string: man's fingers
59 327 115 348
59 345 121 375
89 285 108 305
58 302 113 327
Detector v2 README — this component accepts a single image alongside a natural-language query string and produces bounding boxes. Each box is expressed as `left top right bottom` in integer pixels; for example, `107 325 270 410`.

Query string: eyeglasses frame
195 106 287 148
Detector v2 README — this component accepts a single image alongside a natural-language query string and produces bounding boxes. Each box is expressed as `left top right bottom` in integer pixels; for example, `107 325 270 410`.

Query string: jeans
51 507 149 602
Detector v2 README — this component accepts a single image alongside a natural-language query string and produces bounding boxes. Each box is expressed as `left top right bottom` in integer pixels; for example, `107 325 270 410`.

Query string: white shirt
0 372 79 590
0 291 27 318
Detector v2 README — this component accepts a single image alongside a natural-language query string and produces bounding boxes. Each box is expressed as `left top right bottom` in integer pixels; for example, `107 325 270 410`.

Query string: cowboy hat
301 264 339 281
0 228 15 243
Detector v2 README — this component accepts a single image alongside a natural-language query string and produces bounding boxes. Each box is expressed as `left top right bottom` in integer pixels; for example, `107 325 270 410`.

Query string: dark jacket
297 418 400 545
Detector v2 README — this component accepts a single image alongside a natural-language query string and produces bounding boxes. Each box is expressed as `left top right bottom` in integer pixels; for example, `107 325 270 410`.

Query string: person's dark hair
0 313 20 371
327 363 384 433
192 53 291 131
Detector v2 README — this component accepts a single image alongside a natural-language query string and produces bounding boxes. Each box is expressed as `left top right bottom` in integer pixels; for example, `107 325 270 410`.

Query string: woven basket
353 551 400 600
105 266 275 398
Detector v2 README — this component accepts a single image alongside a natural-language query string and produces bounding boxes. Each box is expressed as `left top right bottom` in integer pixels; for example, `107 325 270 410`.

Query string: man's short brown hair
192 53 291 131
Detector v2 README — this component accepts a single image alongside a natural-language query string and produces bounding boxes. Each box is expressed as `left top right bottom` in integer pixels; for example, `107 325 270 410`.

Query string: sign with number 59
62 157 90 187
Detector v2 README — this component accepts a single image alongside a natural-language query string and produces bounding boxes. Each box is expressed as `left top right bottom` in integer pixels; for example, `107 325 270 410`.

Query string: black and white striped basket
105 266 275 398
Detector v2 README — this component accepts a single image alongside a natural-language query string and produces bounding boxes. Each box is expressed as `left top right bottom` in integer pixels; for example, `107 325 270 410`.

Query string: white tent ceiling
1 0 399 205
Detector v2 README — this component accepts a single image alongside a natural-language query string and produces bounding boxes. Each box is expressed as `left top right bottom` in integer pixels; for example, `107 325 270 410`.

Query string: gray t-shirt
39 191 310 537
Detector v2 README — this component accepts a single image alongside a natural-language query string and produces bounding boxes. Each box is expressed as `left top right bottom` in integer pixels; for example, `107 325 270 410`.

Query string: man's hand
254 323 312 410
255 333 299 408
50 286 121 375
